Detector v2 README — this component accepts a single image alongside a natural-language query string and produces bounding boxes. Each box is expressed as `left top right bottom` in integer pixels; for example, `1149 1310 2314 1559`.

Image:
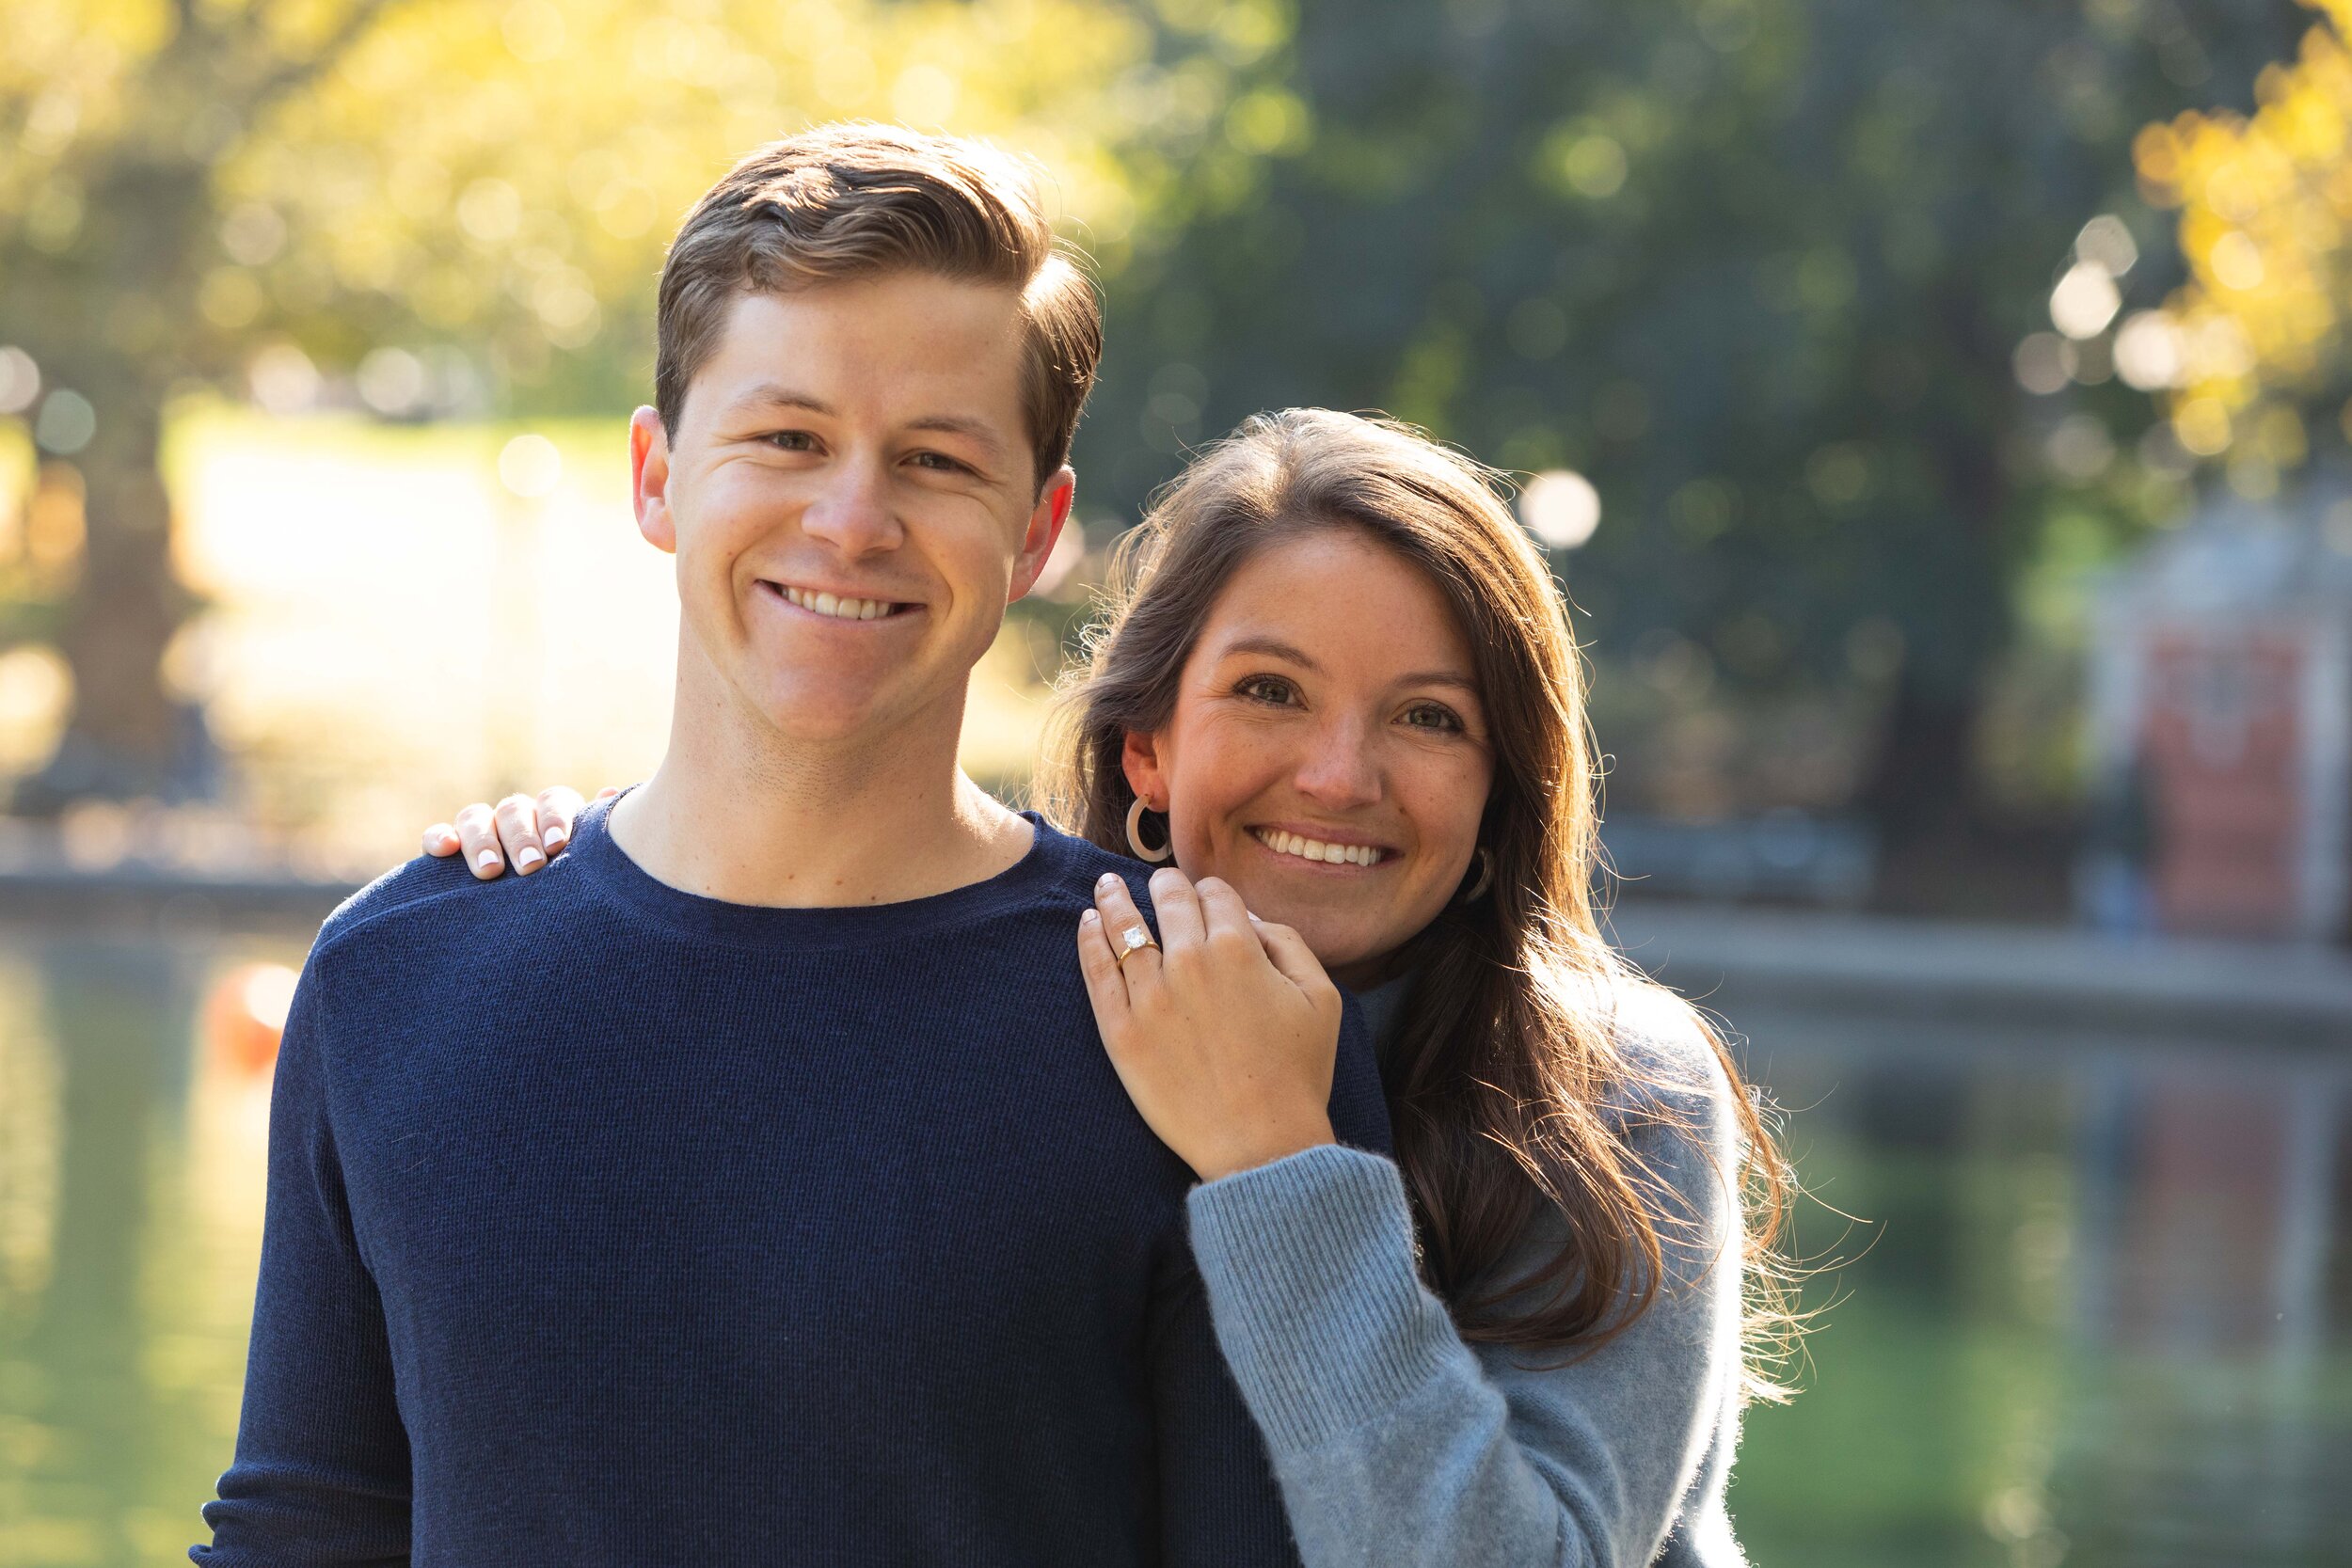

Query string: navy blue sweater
196 800 1392 1566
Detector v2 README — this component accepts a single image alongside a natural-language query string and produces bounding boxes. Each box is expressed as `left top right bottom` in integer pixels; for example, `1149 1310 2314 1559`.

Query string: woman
429 409 1797 1565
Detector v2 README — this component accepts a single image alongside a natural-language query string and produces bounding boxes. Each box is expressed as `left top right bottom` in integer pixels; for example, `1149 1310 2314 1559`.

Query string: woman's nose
1293 719 1383 809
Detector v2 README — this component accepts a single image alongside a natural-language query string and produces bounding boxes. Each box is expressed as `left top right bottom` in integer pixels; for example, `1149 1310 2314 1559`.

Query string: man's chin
733 676 937 748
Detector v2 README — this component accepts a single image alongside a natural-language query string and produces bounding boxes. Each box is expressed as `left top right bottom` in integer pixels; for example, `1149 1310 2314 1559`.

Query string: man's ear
1007 465 1076 603
630 406 676 555
1120 727 1169 812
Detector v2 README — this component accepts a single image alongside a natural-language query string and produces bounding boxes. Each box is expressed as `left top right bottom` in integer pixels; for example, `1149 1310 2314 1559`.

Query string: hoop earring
1125 797 1173 863
1458 847 1493 904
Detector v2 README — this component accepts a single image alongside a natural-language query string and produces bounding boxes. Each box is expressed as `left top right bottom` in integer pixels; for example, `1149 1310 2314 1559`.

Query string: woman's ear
1120 729 1169 811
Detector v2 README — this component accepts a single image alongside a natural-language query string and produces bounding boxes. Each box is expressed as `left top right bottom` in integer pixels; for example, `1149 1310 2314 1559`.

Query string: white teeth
1256 829 1381 867
785 586 897 621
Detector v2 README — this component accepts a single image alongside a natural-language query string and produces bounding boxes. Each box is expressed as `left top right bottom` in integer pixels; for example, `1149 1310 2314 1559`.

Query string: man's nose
798 458 902 556
1294 716 1383 810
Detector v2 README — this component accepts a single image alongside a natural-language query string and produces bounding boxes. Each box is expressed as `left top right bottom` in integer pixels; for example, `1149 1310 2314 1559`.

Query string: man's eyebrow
905 413 1009 461
721 384 834 419
719 388 1009 461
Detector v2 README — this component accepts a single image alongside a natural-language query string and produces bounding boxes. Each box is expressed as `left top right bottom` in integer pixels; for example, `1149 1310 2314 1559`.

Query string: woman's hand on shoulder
422 785 613 879
1075 866 1342 1183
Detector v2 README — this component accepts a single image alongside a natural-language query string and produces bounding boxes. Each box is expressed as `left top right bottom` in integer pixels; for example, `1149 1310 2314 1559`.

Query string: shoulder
1606 979 1733 1104
1567 970 1746 1202
310 849 580 975
315 853 484 954
1018 815 1151 900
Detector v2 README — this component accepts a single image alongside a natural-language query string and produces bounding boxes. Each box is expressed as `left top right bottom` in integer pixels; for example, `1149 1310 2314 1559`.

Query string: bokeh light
1518 469 1600 549
497 432 564 498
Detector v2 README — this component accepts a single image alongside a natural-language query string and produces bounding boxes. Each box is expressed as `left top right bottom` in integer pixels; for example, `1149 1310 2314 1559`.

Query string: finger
536 785 585 853
1075 908 1133 1025
1147 865 1207 952
1194 877 1257 949
1090 872 1162 986
1247 913 1336 998
422 822 461 858
494 794 548 875
453 802 505 879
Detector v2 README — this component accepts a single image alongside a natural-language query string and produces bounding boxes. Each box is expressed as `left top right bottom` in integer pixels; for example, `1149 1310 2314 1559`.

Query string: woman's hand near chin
421 785 614 879
1075 866 1343 1183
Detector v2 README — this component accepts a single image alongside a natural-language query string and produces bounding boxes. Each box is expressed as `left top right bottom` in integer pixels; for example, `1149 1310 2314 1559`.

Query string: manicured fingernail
516 847 545 871
476 850 501 872
1097 872 1119 889
1080 909 1099 925
544 826 567 848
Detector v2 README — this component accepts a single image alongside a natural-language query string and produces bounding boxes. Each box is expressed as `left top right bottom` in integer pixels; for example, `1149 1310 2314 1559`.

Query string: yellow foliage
2 0 1280 377
2136 0 2352 460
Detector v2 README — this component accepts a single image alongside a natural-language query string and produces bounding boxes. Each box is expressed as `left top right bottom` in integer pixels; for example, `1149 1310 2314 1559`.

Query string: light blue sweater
1185 979 1750 1567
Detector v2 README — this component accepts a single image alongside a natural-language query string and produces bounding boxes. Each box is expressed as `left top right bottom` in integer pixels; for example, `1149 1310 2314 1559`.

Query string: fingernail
516 847 546 871
476 850 501 872
1097 872 1119 890
1080 909 1099 925
544 826 567 848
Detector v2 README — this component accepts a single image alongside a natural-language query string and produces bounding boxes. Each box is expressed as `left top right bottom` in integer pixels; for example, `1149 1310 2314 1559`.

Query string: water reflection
0 936 2346 1565
1733 1010 2352 1567
1 934 284 1565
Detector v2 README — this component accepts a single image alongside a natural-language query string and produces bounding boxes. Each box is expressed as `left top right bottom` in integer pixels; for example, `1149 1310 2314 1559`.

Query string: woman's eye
1237 675 1298 705
1404 703 1463 732
764 430 818 452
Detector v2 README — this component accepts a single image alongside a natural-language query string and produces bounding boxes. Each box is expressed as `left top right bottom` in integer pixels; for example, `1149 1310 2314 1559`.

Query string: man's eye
910 451 971 474
763 430 818 451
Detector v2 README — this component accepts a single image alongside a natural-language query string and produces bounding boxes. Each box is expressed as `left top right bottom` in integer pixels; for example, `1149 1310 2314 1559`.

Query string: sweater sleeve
1145 990 1398 1566
194 952 414 1565
1184 1001 1747 1568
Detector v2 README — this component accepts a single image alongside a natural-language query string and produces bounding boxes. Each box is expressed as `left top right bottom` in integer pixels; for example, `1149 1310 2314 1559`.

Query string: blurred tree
1077 0 2308 880
0 0 1188 808
2134 0 2352 493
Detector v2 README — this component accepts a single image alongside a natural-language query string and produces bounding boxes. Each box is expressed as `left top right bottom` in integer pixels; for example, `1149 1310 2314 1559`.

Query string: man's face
630 275 1071 750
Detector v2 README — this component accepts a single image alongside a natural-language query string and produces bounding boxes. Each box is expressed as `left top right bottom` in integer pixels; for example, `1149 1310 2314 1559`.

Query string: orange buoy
206 962 299 1077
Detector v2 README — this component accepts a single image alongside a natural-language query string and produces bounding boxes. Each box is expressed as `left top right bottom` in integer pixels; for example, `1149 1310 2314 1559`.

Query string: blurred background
6 0 2352 1562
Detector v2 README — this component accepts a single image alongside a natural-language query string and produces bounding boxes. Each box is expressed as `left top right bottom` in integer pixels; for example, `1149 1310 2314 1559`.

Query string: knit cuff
1185 1145 1465 1456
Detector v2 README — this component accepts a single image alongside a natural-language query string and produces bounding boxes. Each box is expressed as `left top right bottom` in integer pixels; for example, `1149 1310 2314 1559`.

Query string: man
195 124 1388 1565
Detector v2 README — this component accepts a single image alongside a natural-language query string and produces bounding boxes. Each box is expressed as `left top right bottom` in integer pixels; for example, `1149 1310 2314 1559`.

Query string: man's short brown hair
656 122 1103 493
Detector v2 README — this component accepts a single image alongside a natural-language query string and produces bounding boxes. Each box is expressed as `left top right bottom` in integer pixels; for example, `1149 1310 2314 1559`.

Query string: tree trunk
15 374 198 813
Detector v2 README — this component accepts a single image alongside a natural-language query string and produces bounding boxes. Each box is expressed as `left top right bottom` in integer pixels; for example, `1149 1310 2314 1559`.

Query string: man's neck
609 685 1033 910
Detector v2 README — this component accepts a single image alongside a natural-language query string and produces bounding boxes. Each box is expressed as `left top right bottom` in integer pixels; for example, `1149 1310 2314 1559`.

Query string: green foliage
1078 0 2310 744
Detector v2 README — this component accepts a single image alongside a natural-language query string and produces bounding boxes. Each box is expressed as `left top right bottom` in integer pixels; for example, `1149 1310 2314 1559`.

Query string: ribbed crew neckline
567 790 1065 953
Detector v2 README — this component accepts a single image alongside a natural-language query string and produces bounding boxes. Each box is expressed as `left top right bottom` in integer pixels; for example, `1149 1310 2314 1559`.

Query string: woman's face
1122 528 1496 986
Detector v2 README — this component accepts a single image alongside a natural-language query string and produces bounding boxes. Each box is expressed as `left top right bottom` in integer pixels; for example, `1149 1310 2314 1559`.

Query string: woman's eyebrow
1218 637 1479 696
1217 635 1321 670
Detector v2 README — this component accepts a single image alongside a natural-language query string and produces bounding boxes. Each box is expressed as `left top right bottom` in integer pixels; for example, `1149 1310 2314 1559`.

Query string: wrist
1193 1115 1338 1184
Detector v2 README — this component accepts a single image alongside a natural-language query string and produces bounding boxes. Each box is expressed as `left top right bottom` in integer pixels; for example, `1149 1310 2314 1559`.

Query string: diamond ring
1114 923 1158 964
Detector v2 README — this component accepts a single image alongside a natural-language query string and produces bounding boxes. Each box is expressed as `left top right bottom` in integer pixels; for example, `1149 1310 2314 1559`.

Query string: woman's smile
1246 824 1397 869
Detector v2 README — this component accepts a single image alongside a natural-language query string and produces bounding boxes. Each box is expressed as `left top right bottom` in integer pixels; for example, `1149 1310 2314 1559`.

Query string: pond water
0 928 2345 1566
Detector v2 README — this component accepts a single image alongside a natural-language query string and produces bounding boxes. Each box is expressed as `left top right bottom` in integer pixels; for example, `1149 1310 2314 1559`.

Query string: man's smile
757 578 920 623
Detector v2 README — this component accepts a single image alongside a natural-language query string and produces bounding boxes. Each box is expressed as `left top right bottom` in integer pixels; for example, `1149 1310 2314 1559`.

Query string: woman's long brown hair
1041 409 1802 1397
